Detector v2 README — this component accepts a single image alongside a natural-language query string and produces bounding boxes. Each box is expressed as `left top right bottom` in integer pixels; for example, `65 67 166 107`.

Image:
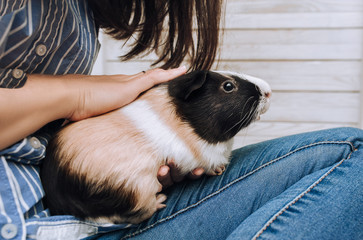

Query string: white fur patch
120 100 196 171
197 139 233 170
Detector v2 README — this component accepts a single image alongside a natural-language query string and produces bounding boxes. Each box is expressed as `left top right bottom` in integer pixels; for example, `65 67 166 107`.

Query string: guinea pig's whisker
223 96 256 134
236 101 258 131
227 112 235 120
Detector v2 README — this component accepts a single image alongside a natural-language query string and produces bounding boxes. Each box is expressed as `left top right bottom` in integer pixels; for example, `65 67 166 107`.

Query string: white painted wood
221 29 362 45
226 0 363 13
225 13 363 29
220 44 362 60
263 92 360 123
215 61 362 77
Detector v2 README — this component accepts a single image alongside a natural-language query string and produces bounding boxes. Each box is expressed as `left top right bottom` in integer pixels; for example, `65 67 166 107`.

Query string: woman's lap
92 127 363 240
227 144 363 240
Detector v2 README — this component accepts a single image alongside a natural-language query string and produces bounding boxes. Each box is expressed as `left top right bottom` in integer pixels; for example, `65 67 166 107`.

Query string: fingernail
193 168 204 176
160 166 169 176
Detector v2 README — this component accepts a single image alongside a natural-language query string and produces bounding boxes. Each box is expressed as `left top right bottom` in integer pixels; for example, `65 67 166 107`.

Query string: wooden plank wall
93 0 363 149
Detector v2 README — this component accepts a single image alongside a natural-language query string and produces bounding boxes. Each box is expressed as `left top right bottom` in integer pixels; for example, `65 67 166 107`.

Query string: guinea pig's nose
264 92 271 98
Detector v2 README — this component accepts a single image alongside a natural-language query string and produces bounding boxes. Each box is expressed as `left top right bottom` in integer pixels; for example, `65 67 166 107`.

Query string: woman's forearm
0 74 76 150
0 66 187 150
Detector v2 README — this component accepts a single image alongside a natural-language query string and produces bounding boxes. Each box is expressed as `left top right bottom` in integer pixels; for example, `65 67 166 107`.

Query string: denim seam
122 141 355 239
253 143 356 240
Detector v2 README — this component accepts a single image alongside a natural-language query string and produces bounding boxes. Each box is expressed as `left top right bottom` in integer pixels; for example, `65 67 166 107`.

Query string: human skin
0 66 204 186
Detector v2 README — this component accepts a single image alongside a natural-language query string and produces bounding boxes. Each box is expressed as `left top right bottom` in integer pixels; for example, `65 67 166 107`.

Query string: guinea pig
41 70 271 224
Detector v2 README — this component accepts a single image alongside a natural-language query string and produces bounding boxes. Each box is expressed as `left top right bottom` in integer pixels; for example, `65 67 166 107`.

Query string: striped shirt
0 1 131 239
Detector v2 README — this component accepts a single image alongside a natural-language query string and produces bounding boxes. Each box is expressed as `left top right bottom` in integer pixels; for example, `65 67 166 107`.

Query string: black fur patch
168 71 261 143
41 138 138 221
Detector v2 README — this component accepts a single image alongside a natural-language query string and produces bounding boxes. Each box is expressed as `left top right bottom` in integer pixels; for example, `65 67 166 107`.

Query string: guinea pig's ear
169 70 208 100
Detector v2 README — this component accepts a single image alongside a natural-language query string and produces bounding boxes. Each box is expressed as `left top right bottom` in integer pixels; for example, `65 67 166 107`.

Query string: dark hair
88 0 223 71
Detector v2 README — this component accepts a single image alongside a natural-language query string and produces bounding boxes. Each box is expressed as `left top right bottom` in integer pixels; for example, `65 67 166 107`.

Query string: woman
0 1 362 239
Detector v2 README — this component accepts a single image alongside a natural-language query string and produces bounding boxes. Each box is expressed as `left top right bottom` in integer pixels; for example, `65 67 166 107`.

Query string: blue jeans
87 127 363 240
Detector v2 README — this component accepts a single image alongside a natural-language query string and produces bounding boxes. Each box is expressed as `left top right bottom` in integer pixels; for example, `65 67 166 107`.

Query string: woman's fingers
69 66 187 121
168 160 185 183
134 66 187 89
157 159 206 190
157 165 173 189
187 168 205 180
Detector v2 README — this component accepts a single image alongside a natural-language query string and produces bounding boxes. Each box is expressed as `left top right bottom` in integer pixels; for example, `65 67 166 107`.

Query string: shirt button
1 223 17 239
35 44 47 56
29 137 41 149
12 69 23 79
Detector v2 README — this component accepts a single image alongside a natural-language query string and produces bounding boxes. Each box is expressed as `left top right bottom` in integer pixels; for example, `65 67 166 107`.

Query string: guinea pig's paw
156 193 167 209
208 165 226 176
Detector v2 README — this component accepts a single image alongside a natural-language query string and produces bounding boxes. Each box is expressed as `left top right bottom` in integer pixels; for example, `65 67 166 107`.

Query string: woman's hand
157 160 205 189
0 66 187 150
68 66 187 121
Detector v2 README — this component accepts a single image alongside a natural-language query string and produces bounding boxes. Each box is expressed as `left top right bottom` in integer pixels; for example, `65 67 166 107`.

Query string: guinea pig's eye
222 81 236 93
